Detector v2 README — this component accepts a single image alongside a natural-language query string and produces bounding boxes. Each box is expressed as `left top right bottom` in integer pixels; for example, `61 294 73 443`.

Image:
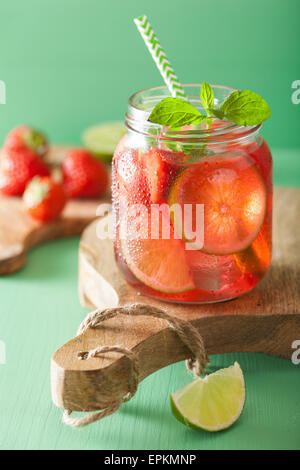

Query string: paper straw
134 15 186 99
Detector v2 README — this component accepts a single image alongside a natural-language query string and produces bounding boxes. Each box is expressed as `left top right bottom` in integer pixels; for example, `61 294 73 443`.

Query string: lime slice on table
82 122 126 162
120 207 195 294
171 362 246 432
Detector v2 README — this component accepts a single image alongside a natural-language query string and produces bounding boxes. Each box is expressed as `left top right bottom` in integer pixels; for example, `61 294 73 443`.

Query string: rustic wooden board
51 187 300 412
0 146 110 274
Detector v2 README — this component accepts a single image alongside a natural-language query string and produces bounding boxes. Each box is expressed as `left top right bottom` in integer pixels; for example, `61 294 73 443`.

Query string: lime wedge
82 122 126 162
171 362 246 432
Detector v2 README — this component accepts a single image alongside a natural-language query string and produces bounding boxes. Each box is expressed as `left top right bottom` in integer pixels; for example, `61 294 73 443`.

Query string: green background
0 0 300 152
0 0 299 450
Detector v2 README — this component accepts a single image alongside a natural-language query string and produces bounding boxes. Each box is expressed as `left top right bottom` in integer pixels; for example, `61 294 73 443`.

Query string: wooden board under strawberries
0 146 110 274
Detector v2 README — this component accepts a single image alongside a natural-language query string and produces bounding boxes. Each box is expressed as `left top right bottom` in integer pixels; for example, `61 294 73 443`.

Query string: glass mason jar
112 85 273 304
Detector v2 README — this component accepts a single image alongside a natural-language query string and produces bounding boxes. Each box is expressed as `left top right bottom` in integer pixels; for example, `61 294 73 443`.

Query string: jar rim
126 84 261 145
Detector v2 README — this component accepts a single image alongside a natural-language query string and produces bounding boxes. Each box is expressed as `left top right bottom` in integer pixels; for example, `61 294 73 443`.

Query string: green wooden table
0 149 299 450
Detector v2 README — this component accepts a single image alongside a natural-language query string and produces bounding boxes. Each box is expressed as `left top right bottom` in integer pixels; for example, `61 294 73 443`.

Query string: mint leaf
213 90 271 126
210 108 224 120
148 97 205 127
200 82 214 116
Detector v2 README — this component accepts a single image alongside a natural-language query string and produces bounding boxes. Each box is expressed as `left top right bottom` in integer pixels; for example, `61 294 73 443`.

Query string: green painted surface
0 238 299 450
0 0 299 450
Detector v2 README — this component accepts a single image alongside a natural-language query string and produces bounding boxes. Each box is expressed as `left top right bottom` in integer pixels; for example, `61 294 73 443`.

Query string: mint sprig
148 84 271 128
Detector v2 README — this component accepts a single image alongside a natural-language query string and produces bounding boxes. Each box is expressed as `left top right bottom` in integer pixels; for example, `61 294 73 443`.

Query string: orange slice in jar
120 206 194 294
234 225 272 277
168 153 267 255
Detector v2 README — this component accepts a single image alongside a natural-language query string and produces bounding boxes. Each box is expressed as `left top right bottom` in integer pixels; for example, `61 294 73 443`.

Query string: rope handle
62 303 209 427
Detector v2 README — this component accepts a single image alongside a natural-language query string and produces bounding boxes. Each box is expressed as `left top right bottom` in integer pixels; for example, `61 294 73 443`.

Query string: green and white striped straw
134 15 186 99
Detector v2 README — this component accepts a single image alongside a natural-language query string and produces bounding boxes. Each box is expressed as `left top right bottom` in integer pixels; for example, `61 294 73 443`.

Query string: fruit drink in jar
112 85 272 303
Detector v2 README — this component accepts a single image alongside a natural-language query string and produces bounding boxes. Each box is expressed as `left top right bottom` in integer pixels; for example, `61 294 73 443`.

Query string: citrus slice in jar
234 225 272 277
168 153 267 255
120 206 194 294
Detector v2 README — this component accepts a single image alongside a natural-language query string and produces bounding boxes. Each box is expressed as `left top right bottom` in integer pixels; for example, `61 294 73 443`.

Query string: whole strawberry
23 176 66 222
0 150 50 196
62 149 108 198
4 125 48 160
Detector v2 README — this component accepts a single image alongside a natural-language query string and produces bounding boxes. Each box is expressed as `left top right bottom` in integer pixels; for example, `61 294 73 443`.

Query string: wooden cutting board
0 146 110 274
51 186 300 412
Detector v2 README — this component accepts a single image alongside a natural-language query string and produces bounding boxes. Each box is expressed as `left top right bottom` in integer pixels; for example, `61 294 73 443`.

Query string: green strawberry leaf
24 129 47 157
148 97 205 127
200 82 214 116
213 90 271 126
24 176 49 207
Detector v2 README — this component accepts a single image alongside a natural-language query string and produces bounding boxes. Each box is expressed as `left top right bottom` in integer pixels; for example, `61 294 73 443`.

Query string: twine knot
62 303 208 427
